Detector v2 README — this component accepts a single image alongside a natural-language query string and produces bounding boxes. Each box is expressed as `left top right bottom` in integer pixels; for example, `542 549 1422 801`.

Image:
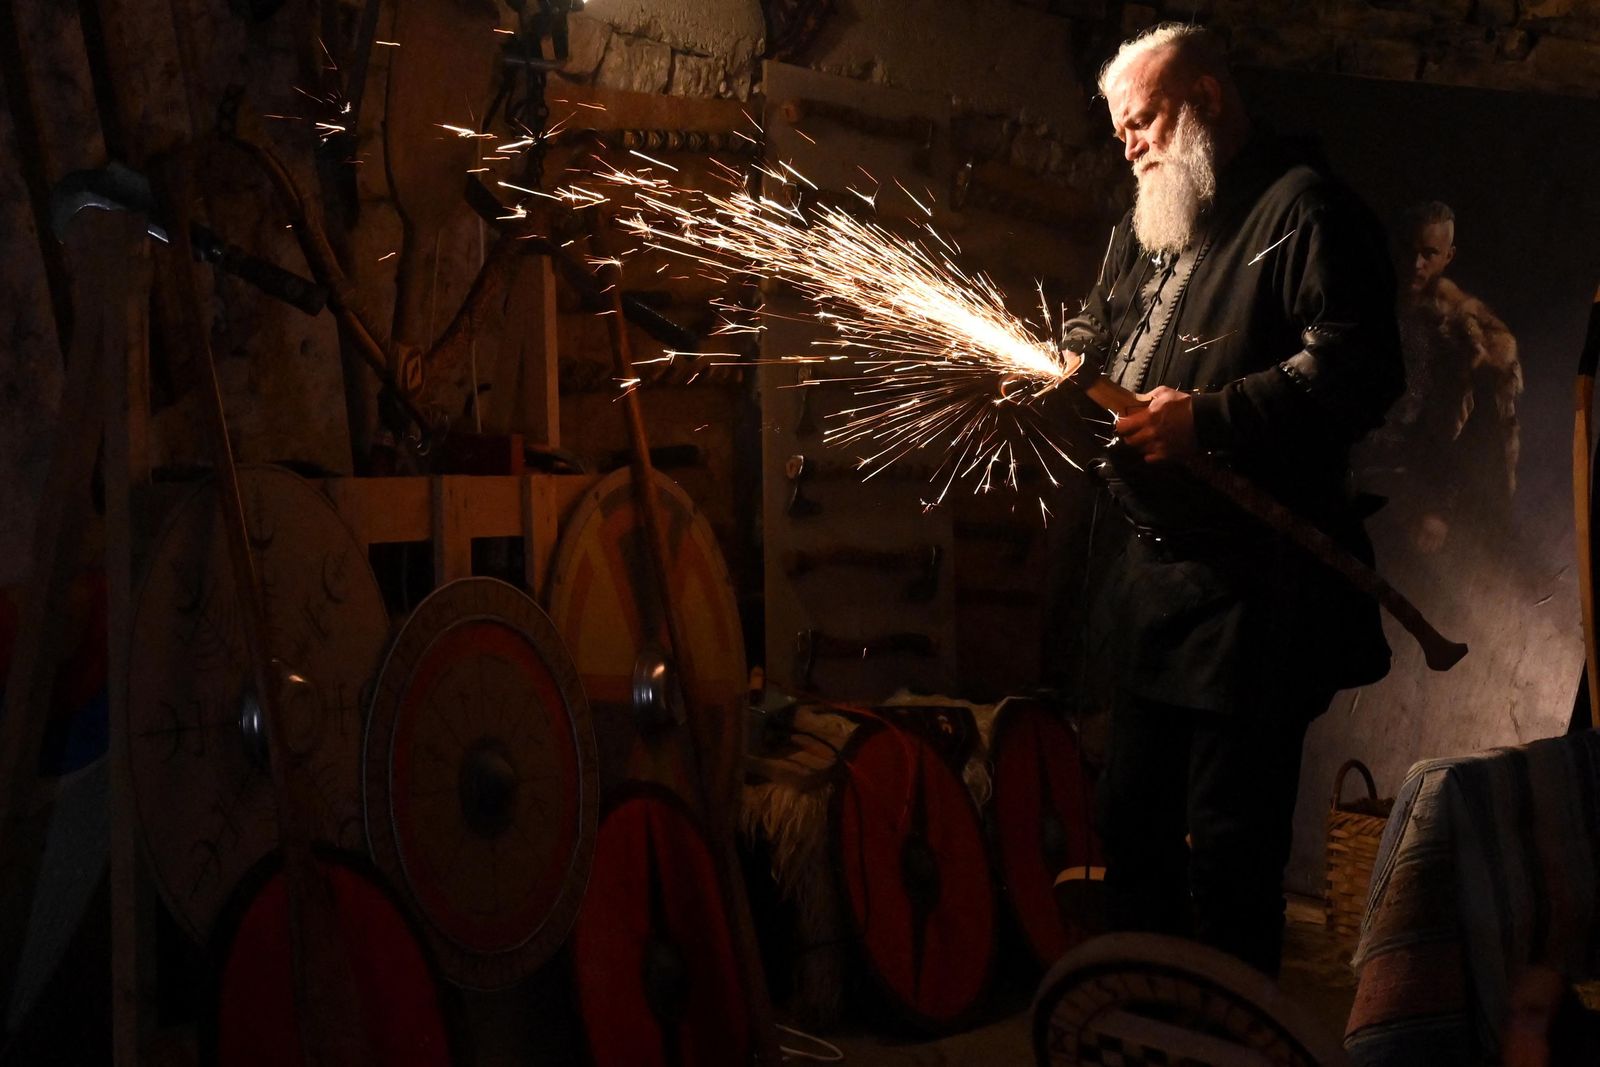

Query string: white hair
1131 103 1217 254
1097 22 1228 99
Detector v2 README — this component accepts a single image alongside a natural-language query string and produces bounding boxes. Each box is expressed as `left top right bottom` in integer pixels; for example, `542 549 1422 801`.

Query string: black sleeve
1060 218 1137 379
1189 191 1406 454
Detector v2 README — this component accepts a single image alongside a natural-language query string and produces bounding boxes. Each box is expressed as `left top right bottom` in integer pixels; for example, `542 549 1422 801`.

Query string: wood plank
522 475 560 600
324 475 532 547
431 476 473 584
105 225 154 1067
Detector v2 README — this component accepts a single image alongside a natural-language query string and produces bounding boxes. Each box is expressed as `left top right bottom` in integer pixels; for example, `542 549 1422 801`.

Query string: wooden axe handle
1081 376 1467 672
1574 288 1600 728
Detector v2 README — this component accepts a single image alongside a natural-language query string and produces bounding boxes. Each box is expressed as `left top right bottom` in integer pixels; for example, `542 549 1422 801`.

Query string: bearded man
1057 24 1405 975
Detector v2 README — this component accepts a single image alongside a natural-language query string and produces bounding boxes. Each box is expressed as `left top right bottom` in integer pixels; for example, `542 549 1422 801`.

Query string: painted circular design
364 577 597 989
990 699 1103 968
1032 933 1342 1066
572 784 749 1067
545 469 746 804
830 721 997 1032
126 465 389 943
207 850 454 1067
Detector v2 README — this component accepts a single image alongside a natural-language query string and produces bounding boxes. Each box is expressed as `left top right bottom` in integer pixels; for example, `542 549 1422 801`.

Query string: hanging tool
784 544 942 602
792 629 939 692
53 162 327 315
151 153 377 1067
383 0 499 351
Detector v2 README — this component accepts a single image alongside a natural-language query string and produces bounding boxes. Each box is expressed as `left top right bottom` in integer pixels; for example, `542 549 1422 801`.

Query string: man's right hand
1114 386 1198 463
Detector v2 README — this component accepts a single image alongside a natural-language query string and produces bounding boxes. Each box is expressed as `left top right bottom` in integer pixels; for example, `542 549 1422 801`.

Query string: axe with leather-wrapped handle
1075 372 1468 673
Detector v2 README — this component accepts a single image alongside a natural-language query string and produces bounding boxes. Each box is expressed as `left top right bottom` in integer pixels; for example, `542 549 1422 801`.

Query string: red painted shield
831 722 996 1032
573 786 750 1066
990 699 1103 968
210 853 454 1067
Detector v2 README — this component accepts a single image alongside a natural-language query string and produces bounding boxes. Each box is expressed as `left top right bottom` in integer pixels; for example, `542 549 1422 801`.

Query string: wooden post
101 217 155 1067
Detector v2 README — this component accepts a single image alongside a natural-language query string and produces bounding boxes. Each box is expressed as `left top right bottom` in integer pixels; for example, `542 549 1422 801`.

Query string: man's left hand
1115 386 1197 463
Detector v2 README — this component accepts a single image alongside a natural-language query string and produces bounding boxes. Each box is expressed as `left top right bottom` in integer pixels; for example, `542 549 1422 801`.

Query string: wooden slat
522 475 559 601
324 475 536 547
431 476 472 585
104 223 154 1067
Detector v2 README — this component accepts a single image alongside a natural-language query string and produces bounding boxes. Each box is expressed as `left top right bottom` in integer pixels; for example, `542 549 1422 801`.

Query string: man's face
1107 51 1186 182
1108 49 1219 254
1407 220 1455 294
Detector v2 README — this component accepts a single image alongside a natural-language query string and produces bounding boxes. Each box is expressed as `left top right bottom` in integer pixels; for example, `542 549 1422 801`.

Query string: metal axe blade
51 162 167 242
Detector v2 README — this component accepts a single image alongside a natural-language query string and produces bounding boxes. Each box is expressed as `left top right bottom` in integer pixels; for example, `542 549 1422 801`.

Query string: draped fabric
1345 729 1600 1064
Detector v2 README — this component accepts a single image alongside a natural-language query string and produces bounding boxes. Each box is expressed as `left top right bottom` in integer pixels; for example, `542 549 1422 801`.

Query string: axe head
50 162 167 243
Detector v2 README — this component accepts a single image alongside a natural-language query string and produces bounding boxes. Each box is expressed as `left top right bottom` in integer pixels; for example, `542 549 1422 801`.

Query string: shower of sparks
549 158 1087 505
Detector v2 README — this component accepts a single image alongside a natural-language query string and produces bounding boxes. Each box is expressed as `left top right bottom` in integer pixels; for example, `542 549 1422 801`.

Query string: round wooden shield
205 850 455 1067
572 784 749 1067
990 699 1103 968
1032 933 1346 1066
364 577 598 989
830 721 996 1032
545 469 746 803
126 466 389 944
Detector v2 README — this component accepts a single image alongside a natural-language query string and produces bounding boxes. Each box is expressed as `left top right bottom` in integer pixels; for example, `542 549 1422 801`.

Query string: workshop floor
806 897 1357 1065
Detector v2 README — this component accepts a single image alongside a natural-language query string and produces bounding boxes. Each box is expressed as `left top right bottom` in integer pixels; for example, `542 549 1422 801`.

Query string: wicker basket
1324 759 1393 944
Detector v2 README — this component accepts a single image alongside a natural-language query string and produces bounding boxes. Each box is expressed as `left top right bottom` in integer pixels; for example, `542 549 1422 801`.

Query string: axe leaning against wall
1573 286 1600 730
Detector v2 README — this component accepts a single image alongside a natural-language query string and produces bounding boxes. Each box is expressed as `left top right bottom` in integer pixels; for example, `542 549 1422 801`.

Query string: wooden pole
594 230 783 1066
154 157 375 1067
1574 287 1600 729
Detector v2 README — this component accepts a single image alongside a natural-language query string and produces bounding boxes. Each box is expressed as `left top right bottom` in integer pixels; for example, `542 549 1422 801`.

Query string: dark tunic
1062 138 1406 715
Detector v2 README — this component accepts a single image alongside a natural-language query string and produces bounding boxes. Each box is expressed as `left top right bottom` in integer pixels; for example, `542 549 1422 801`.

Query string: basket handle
1332 759 1378 810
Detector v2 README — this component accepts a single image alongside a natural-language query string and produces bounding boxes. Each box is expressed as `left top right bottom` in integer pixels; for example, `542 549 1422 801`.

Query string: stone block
669 52 728 97
1322 0 1432 37
952 112 1015 162
1498 27 1534 59
562 13 611 78
1338 38 1421 80
580 0 765 68
1524 33 1600 93
1516 0 1593 17
1008 126 1066 174
595 32 673 95
1229 22 1339 71
1528 15 1600 42
1419 35 1499 84
1392 0 1472 19
1474 0 1517 27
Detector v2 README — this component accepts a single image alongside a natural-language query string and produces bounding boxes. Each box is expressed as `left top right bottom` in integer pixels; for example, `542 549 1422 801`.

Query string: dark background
1239 68 1600 892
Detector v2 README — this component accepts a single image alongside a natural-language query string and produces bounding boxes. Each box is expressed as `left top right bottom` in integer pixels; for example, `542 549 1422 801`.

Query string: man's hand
1114 386 1197 463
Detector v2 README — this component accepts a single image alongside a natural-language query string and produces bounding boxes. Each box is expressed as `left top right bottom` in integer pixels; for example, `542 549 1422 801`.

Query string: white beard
1131 105 1218 255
